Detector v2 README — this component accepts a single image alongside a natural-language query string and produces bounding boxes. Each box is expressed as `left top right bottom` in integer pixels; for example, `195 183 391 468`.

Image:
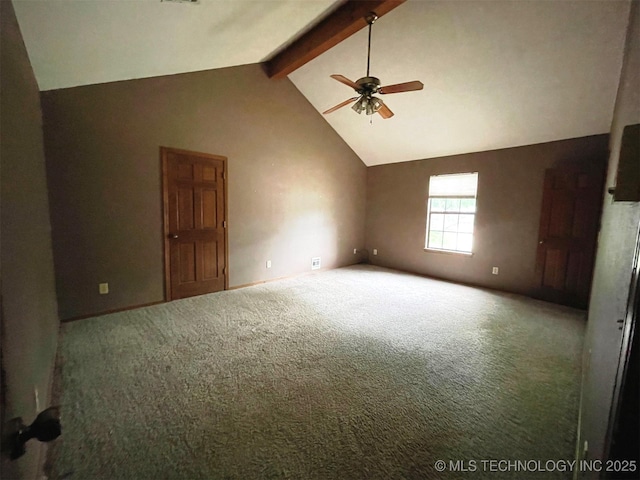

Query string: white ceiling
13 0 631 166
290 1 630 165
12 0 339 90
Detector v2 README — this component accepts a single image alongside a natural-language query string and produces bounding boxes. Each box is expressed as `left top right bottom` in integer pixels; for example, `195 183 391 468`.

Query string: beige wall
41 64 367 320
365 135 608 297
579 0 640 471
0 1 60 478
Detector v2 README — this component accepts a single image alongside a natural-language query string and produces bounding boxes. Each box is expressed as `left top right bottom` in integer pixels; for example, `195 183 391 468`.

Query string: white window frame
425 173 478 254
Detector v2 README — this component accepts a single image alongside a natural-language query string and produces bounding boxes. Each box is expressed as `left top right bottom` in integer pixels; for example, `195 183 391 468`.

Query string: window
425 172 478 253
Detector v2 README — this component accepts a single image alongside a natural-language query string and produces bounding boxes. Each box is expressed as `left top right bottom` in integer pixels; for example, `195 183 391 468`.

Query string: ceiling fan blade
377 102 394 119
330 74 360 90
322 97 359 115
379 80 424 95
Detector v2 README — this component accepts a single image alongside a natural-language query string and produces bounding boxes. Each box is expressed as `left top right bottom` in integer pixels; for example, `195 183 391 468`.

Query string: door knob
539 240 544 245
168 234 179 239
2 406 61 460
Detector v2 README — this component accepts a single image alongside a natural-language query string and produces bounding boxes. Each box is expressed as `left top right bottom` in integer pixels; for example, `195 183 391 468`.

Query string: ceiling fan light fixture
352 96 367 114
365 100 375 116
359 96 382 116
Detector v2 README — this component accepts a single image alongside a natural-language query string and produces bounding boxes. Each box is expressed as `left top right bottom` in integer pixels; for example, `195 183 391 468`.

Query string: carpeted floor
47 265 585 479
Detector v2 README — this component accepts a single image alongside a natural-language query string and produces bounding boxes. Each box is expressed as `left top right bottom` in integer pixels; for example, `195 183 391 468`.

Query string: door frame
160 146 229 301
604 220 640 472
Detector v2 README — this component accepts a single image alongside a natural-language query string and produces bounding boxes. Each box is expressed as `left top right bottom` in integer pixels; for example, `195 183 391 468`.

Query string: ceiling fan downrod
365 12 378 78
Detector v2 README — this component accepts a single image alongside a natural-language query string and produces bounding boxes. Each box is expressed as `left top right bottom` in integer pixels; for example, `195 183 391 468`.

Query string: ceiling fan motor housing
356 76 381 94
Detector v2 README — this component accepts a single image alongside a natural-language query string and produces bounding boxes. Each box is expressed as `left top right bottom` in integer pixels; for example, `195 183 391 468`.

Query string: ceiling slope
12 0 632 166
289 0 631 165
12 0 339 91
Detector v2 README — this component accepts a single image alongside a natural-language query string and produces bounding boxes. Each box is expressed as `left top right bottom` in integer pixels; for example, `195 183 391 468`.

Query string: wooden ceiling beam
264 0 406 79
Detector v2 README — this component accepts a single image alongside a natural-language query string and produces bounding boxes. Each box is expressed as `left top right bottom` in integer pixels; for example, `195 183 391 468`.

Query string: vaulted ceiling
12 0 631 166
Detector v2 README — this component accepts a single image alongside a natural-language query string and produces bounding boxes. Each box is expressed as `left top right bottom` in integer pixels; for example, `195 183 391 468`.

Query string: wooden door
534 166 604 309
162 147 227 300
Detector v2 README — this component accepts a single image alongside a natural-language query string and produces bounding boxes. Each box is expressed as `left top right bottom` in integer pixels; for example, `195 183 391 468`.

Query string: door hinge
223 267 227 275
222 171 227 180
223 220 227 228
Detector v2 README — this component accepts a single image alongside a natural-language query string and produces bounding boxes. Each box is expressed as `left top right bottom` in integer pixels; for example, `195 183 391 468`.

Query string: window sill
423 248 474 257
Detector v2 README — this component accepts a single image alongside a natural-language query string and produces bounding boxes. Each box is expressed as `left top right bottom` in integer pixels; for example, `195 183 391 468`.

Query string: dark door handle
6 406 61 460
168 234 179 239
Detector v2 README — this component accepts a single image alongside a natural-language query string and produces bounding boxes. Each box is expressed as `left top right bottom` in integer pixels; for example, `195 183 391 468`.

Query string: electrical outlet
266 260 272 269
311 257 321 270
373 249 378 256
492 267 499 275
99 283 109 294
353 248 357 255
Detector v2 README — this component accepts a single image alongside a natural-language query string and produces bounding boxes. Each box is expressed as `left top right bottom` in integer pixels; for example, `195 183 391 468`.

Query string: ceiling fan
323 12 424 119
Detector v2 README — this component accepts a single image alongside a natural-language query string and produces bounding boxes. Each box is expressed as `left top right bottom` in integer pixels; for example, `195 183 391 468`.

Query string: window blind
429 172 478 197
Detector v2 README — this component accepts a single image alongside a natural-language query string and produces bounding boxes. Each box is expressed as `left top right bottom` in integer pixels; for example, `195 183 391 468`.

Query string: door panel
548 190 573 237
202 189 217 229
178 188 195 230
202 241 218 280
535 166 604 308
162 147 227 300
203 165 216 182
542 248 565 289
179 243 196 283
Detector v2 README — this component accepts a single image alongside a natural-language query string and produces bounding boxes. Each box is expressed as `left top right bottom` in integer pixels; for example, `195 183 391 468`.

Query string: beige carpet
47 265 585 479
